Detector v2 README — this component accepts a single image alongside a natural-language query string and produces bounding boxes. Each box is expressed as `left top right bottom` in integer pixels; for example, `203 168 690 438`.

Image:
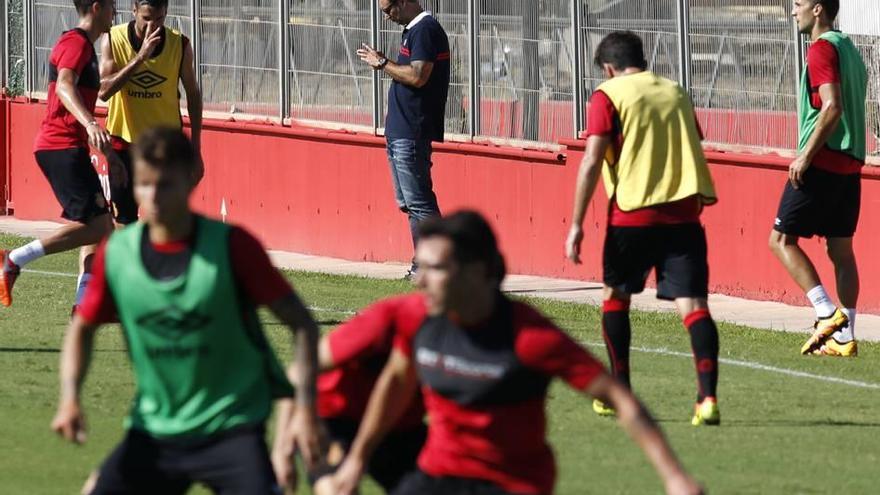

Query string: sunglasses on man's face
382 0 399 16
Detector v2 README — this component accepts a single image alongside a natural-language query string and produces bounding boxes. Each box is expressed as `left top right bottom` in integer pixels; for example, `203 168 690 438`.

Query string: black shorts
773 167 861 238
309 417 426 492
89 425 279 495
108 146 138 225
34 148 109 223
392 470 521 495
603 223 709 300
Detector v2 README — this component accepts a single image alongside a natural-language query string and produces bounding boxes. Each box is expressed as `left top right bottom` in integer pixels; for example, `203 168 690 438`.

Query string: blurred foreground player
770 0 867 357
51 128 323 494
565 31 721 425
1 0 121 308
331 211 703 495
272 307 427 494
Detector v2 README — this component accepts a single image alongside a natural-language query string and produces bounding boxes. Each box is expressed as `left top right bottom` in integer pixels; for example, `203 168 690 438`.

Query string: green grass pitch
1 233 878 494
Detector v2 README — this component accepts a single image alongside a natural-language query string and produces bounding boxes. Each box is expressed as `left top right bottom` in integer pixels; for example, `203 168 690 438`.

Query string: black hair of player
418 211 507 285
811 0 839 21
593 31 648 71
133 0 169 9
73 0 106 15
132 127 197 174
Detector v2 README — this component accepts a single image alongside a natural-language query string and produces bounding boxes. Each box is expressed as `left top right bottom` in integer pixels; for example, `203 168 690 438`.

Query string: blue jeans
386 138 441 250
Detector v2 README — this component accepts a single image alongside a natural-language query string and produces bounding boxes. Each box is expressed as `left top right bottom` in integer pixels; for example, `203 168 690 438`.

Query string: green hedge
6 0 25 96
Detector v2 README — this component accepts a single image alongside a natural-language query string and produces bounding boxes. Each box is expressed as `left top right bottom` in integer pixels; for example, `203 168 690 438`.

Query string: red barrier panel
6 99 880 312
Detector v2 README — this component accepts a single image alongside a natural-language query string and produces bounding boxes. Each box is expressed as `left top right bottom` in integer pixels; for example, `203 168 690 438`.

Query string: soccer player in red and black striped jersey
330 211 703 495
0 0 121 309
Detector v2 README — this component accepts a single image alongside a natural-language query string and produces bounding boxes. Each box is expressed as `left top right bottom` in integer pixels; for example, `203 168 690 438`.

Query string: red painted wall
6 99 880 312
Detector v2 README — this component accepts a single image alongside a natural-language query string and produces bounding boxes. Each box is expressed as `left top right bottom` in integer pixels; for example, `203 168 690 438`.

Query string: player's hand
137 24 163 62
357 44 386 69
664 473 704 495
106 150 129 189
565 225 584 264
51 399 87 444
289 406 326 471
270 432 298 492
788 155 810 190
87 123 112 155
330 455 365 495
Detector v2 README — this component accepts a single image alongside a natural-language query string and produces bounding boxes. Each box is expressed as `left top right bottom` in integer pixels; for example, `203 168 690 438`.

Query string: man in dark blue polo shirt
357 0 450 279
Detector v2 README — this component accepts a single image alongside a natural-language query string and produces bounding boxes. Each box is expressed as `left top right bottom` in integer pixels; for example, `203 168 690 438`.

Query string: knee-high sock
684 309 720 402
602 299 632 388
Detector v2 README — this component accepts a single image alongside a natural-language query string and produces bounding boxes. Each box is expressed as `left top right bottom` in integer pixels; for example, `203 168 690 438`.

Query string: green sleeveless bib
105 217 293 438
798 31 868 161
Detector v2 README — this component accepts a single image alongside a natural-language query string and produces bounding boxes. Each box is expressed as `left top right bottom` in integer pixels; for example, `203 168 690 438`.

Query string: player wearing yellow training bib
98 0 203 225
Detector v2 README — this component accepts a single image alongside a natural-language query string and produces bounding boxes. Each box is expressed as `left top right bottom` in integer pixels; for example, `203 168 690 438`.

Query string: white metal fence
3 0 879 155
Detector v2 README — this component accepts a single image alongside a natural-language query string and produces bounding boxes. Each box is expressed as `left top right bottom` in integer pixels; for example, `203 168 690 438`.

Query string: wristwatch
377 57 388 69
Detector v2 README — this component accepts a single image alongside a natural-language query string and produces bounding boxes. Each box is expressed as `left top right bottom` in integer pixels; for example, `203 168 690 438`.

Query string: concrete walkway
3 216 878 342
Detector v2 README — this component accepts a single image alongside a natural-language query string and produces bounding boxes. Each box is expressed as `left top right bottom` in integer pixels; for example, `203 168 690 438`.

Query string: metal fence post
571 0 584 138
792 18 805 113
191 0 201 89
371 0 380 133
278 0 290 121
23 0 32 95
675 0 691 93
467 0 479 138
1 0 6 89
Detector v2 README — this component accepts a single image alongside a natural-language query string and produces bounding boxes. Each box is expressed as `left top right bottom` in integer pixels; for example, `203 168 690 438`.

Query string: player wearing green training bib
770 0 867 358
52 128 325 494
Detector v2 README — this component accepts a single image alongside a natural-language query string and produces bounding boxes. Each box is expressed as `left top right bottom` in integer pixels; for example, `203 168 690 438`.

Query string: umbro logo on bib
131 70 168 89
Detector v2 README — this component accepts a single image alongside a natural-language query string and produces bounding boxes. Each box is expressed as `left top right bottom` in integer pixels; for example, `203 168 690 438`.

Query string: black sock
602 299 632 389
684 310 720 402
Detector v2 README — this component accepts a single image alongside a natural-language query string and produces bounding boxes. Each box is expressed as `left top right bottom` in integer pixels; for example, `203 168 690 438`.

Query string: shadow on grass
724 419 880 428
0 347 127 353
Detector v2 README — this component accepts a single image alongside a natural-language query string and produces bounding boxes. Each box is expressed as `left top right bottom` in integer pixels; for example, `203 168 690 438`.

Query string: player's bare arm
332 348 419 495
268 292 323 468
179 39 204 180
357 43 434 88
98 24 163 101
789 82 844 188
55 67 112 153
566 134 612 264
51 315 99 445
588 374 703 495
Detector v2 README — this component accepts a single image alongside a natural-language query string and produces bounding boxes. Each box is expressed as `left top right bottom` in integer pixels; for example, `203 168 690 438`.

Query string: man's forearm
59 318 97 404
186 93 203 152
382 62 421 87
571 157 602 228
800 106 843 163
348 361 415 461
99 57 146 101
294 323 319 408
56 83 97 130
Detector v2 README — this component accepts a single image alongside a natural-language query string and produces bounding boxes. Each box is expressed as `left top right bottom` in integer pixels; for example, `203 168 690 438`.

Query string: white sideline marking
21 268 356 316
585 342 880 390
19 269 880 389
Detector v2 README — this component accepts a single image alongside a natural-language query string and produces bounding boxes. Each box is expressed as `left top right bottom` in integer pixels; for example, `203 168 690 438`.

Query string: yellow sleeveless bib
106 23 184 143
596 71 717 211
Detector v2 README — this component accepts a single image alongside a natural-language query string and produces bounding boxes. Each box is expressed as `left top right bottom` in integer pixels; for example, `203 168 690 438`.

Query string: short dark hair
593 31 648 71
133 0 169 9
132 127 196 174
812 0 839 21
418 211 507 285
73 0 101 15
